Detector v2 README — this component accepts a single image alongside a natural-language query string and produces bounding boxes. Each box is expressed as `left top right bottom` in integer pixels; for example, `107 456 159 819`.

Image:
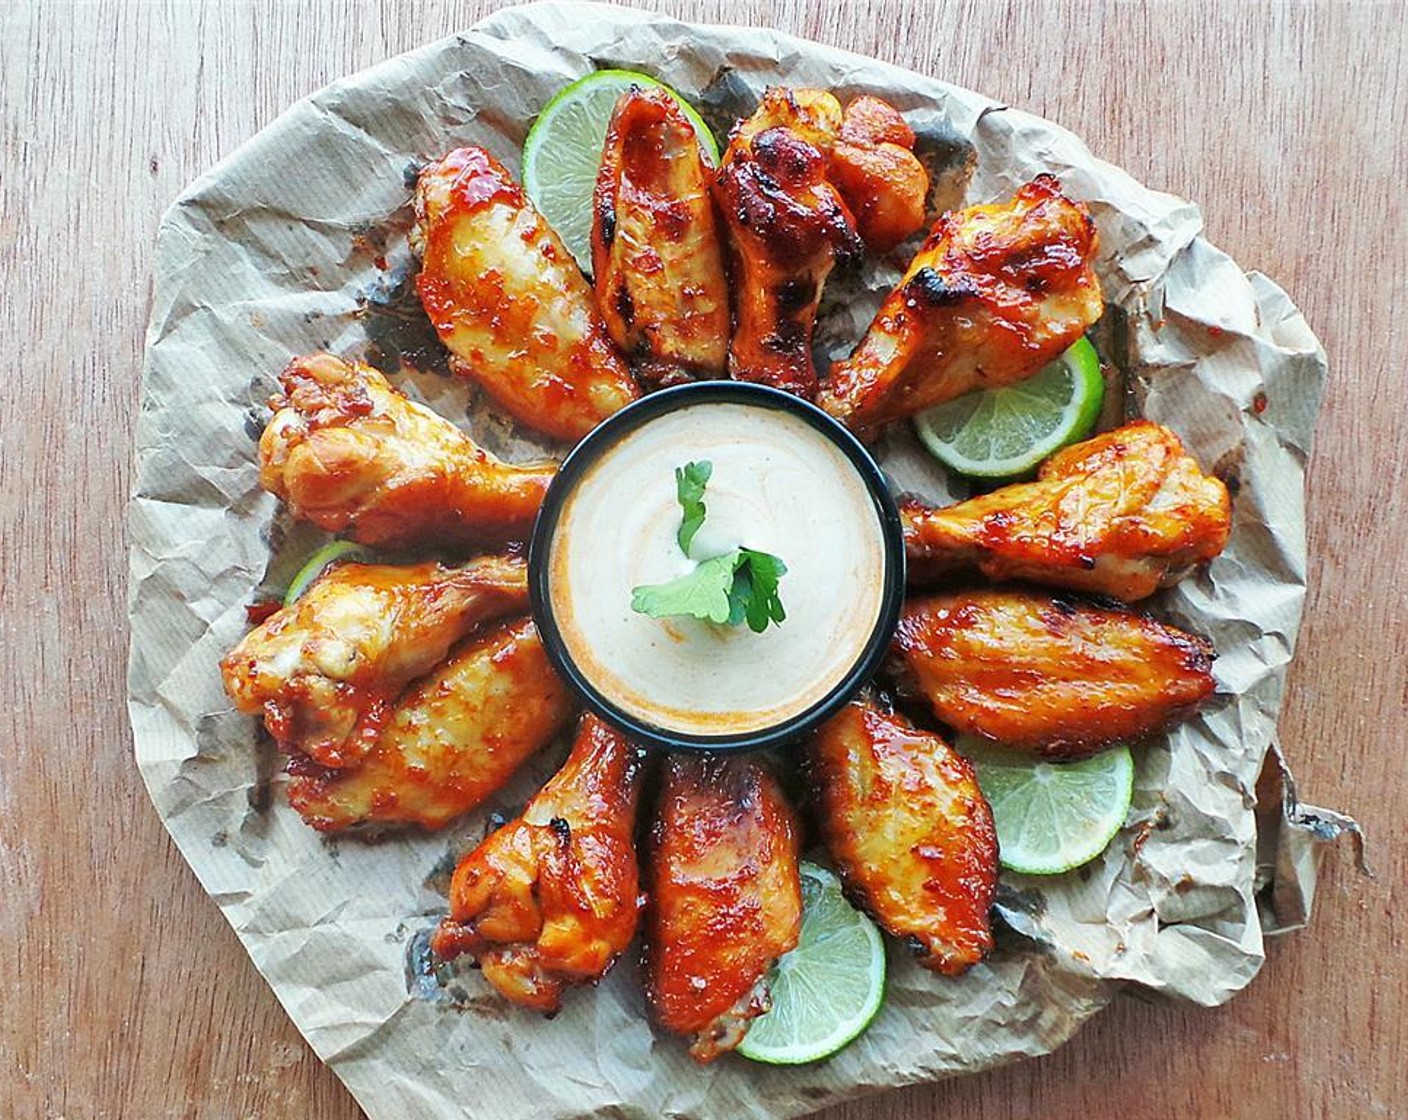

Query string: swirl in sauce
548 402 886 736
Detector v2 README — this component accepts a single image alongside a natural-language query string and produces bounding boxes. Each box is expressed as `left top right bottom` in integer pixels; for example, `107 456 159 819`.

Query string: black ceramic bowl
528 381 905 753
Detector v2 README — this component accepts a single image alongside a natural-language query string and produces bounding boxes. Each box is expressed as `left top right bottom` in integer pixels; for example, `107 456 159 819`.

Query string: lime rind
283 540 373 606
735 863 886 1065
522 69 719 270
959 738 1135 876
913 336 1105 480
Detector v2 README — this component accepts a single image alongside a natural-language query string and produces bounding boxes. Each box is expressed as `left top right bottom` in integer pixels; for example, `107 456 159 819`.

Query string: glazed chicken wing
891 588 1216 758
260 352 555 550
902 421 1233 601
592 87 729 384
643 754 802 1062
413 146 639 442
431 715 646 1014
820 175 1104 435
221 555 527 769
713 88 931 398
810 696 997 974
287 618 574 831
829 95 930 252
712 88 861 398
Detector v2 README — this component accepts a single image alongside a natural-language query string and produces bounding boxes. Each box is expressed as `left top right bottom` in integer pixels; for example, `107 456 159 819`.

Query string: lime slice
913 336 1104 480
522 69 720 271
958 737 1135 876
283 540 373 606
736 862 886 1065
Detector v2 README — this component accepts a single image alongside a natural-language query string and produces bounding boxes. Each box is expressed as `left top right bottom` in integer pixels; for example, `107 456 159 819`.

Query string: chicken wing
287 617 574 831
891 588 1216 758
820 175 1104 435
260 352 555 550
643 753 802 1062
413 146 639 442
902 421 1233 601
431 715 646 1013
221 555 528 769
809 696 997 974
591 87 729 385
712 88 861 398
828 95 930 252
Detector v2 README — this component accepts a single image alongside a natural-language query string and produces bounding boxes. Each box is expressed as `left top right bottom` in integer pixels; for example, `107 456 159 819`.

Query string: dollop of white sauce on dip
548 401 887 737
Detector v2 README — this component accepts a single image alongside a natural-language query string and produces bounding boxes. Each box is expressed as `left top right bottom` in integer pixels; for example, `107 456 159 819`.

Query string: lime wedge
913 336 1104 480
522 69 720 271
958 737 1135 876
283 540 373 606
736 862 885 1065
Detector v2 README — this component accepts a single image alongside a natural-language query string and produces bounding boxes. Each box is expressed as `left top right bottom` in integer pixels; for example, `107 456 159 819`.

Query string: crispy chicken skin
286 617 574 831
891 588 1216 759
712 88 861 398
902 421 1233 601
643 753 802 1062
820 175 1104 435
431 715 647 1014
260 353 555 550
809 696 997 974
221 556 528 769
591 87 729 384
413 146 639 442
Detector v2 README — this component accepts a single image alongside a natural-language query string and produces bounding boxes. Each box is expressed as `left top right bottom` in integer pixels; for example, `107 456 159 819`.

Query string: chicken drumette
820 175 1104 435
592 86 730 385
643 753 802 1062
221 555 527 769
287 617 575 831
902 420 1233 601
810 696 997 974
260 353 555 550
432 715 647 1014
891 588 1217 758
414 146 639 442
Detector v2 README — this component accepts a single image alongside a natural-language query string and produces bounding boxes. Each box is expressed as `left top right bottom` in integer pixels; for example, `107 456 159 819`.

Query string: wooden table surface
4 2 1403 1117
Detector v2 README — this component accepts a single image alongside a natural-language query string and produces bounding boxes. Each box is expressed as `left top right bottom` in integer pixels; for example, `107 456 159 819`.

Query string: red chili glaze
244 599 281 625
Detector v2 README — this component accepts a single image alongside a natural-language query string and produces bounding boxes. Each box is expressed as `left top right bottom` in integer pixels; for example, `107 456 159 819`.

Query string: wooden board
2 2 1402 1117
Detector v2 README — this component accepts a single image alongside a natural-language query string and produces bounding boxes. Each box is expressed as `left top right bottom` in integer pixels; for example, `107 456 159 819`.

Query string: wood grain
2 1 1403 1117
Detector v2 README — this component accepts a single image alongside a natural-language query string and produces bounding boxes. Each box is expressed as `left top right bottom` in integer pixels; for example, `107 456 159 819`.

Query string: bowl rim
527 380 906 753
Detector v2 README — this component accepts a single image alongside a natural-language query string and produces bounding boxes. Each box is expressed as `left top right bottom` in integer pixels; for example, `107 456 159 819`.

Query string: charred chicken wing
713 88 931 398
592 87 730 384
902 421 1233 601
413 146 639 442
712 88 861 398
810 696 997 974
891 588 1216 758
260 352 555 550
431 715 647 1014
821 175 1103 435
287 617 574 831
644 753 802 1062
221 555 528 769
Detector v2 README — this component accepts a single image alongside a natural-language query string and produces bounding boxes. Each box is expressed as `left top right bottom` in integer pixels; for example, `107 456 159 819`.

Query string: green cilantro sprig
675 460 711 553
630 460 788 634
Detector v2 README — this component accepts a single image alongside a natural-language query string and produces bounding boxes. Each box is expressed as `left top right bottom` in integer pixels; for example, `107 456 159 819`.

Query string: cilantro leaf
632 551 740 624
675 460 712 554
631 547 788 633
738 548 788 632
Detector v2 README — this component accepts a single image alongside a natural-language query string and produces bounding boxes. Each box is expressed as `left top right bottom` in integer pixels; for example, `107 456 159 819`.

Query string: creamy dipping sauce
547 401 888 737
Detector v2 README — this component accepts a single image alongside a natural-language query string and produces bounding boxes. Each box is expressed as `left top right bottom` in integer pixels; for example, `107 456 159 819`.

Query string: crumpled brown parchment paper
128 4 1356 1118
